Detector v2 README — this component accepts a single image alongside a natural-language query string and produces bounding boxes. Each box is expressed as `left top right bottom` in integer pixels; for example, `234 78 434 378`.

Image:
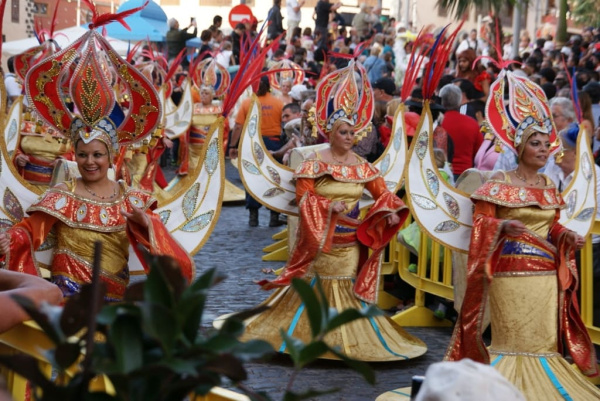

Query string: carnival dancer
378 31 600 401
10 7 74 187
0 11 194 302
178 57 229 175
233 61 427 361
444 68 600 400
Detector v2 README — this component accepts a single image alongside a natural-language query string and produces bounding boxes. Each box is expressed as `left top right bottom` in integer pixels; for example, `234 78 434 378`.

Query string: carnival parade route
184 161 453 400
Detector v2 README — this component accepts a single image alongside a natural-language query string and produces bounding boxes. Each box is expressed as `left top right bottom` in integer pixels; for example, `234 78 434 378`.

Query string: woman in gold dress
446 69 600 399
0 28 194 302
239 62 427 362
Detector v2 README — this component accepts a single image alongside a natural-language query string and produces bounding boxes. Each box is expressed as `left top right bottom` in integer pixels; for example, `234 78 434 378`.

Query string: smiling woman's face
75 139 111 184
519 132 550 170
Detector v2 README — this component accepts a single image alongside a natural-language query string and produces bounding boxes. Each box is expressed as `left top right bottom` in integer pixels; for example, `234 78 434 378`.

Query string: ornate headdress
267 59 305 92
25 28 161 156
485 69 559 156
190 57 231 98
314 60 373 138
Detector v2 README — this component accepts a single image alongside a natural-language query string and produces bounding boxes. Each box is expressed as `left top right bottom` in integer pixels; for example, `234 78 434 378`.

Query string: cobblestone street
188 162 453 400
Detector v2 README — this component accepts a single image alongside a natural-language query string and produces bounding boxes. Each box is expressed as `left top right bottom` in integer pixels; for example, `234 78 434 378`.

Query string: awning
99 0 168 42
1 26 130 56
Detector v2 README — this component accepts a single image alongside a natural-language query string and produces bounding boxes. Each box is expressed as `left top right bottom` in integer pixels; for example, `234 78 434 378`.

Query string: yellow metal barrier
262 227 289 261
391 215 453 328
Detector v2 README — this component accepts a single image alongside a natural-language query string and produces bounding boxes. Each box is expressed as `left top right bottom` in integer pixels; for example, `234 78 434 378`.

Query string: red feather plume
82 0 148 30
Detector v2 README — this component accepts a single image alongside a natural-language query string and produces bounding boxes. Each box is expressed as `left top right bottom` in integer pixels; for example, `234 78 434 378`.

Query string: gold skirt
240 244 427 362
489 275 600 400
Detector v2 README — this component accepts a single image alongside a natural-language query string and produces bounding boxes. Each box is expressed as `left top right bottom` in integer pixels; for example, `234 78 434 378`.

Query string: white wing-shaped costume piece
406 105 597 254
237 94 408 215
237 95 298 215
3 96 23 155
404 103 473 252
127 120 225 274
164 78 193 139
558 127 597 235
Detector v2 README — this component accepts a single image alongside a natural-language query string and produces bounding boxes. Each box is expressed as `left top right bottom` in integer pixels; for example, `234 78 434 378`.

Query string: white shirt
286 0 301 22
4 73 21 98
215 50 232 68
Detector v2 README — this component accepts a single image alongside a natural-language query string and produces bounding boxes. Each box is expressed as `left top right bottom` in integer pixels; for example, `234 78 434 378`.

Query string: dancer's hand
121 206 150 229
566 231 585 250
0 232 10 256
386 213 400 226
14 154 30 167
503 220 526 237
332 201 346 213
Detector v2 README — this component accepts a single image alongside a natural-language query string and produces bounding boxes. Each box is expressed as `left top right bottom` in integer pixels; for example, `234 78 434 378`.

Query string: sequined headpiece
486 69 559 156
25 29 161 156
315 60 373 138
267 59 305 92
191 57 231 98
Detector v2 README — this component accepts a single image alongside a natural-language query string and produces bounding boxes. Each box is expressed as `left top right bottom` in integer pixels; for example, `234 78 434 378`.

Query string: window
11 0 19 23
32 2 48 15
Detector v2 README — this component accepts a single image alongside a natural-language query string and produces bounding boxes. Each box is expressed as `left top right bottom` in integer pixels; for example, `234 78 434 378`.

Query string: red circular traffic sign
228 4 254 29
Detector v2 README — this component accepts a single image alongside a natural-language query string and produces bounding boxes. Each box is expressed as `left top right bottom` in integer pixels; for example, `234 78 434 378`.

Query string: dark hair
283 102 301 114
7 56 15 73
302 27 312 37
257 76 270 96
213 15 222 25
539 67 556 83
200 30 212 42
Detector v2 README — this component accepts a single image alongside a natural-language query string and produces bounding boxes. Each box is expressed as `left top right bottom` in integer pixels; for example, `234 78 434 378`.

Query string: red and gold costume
2 14 196 302
446 173 600 399
2 180 194 302
243 156 427 361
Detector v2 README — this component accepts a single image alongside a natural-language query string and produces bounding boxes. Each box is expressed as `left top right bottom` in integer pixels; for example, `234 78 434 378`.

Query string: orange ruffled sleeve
3 213 57 277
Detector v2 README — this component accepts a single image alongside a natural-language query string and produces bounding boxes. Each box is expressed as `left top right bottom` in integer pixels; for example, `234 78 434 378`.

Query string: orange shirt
235 92 283 137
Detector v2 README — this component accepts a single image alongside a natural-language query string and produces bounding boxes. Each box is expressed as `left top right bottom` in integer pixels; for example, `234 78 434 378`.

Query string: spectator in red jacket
439 84 483 180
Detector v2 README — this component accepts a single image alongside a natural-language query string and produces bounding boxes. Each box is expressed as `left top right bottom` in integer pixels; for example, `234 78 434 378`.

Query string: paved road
187 162 453 400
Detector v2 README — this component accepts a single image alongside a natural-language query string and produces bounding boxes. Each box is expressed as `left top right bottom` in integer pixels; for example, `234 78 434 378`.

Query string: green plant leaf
110 315 144 373
230 339 274 361
82 392 119 401
203 353 247 382
325 305 383 334
0 353 55 392
177 293 205 344
226 304 269 322
10 294 65 344
61 283 106 337
186 267 226 294
218 318 245 337
327 346 376 384
290 278 322 338
279 329 303 363
295 340 329 369
52 342 82 371
96 304 140 326
158 358 198 376
144 260 177 309
141 303 179 357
